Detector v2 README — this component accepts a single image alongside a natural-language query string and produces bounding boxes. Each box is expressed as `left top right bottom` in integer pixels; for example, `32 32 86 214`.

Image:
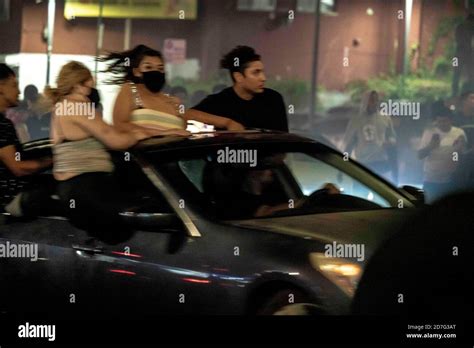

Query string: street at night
0 0 473 346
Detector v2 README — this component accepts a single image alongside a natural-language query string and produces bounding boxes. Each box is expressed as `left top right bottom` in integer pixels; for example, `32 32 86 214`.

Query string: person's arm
453 133 467 153
188 94 244 130
418 132 439 160
385 117 397 145
74 115 150 150
0 145 51 177
341 116 358 154
184 109 244 130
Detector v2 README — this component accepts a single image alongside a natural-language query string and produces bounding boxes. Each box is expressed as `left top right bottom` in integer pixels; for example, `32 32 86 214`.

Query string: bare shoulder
164 94 181 106
122 82 133 94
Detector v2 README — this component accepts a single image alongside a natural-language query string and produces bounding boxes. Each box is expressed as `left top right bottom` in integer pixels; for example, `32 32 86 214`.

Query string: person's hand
453 136 465 152
160 129 191 137
294 198 307 209
255 205 274 217
226 120 245 131
429 133 441 149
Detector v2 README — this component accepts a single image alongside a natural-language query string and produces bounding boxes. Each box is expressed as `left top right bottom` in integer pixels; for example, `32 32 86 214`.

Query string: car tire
256 289 319 315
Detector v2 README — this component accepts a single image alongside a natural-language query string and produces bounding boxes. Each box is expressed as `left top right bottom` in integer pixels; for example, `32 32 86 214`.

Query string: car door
69 155 212 316
0 138 82 315
0 201 79 316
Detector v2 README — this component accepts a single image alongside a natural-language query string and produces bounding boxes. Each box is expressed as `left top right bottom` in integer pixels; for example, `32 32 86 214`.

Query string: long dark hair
98 45 163 85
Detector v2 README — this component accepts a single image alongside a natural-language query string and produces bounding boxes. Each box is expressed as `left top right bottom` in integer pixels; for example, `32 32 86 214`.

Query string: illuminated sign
64 0 197 20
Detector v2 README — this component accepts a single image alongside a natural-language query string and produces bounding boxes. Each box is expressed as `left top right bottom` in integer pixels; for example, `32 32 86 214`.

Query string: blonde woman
45 61 182 241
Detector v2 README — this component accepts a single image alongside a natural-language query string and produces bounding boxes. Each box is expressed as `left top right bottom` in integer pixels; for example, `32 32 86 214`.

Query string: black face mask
141 71 166 93
87 87 101 106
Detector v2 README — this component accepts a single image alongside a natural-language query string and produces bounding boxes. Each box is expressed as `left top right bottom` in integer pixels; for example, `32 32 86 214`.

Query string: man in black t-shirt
0 64 51 210
189 46 288 132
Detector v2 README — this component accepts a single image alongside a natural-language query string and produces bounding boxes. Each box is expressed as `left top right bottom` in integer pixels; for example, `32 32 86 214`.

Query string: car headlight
309 252 363 297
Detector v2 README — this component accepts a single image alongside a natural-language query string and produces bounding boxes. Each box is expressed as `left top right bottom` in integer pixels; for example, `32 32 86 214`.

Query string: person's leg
57 174 98 231
57 173 134 244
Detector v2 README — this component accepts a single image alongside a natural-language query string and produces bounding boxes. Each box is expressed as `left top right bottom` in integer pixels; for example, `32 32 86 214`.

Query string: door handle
72 244 104 254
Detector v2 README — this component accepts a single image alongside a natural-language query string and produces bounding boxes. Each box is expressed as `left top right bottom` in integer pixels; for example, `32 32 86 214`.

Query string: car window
169 148 394 220
178 159 206 193
284 153 391 207
110 152 174 213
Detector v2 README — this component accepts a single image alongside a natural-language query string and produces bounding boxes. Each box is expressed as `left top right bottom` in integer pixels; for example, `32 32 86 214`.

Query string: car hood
228 209 414 254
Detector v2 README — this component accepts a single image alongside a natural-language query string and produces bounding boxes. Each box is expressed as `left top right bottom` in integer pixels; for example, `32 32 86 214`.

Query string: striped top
130 108 185 130
129 82 185 130
53 137 114 175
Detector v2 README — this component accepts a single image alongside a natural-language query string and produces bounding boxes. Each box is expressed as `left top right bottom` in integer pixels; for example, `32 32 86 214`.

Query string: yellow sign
64 0 197 20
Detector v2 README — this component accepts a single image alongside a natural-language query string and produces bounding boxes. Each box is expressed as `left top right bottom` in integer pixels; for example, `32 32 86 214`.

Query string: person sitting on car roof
0 64 52 212
99 44 243 133
45 61 181 243
191 46 289 132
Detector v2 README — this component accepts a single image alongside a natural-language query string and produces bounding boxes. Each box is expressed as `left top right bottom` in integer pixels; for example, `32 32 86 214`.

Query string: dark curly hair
431 100 454 119
98 44 163 85
220 46 261 82
0 63 15 82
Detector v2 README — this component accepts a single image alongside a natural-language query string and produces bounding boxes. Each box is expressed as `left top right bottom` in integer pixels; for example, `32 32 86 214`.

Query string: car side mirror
119 211 182 231
400 185 425 205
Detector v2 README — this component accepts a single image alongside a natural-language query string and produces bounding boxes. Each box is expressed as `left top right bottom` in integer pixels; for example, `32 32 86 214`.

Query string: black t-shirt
192 87 288 132
0 113 24 209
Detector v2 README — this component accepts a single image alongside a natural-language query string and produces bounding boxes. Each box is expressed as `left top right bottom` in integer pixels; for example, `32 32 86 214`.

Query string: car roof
21 130 333 155
135 130 320 153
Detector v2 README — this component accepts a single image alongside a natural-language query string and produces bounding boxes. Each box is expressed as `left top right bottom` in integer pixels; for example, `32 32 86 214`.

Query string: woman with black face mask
99 45 244 133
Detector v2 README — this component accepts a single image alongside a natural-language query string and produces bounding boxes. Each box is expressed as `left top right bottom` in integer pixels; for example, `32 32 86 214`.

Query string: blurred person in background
99 45 242 133
23 84 53 141
0 64 52 211
5 85 37 142
418 101 467 202
190 90 208 109
191 46 288 132
454 83 474 128
341 90 397 182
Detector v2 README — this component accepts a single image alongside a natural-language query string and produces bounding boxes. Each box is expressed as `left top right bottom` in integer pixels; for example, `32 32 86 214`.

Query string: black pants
57 172 134 244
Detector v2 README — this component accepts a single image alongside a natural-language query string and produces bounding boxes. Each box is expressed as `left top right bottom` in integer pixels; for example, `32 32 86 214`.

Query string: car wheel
256 289 320 315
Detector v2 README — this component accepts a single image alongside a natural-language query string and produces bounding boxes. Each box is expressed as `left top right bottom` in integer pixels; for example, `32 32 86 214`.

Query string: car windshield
149 142 411 220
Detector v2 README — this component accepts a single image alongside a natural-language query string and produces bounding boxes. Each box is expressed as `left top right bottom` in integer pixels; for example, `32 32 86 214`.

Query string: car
0 130 422 317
